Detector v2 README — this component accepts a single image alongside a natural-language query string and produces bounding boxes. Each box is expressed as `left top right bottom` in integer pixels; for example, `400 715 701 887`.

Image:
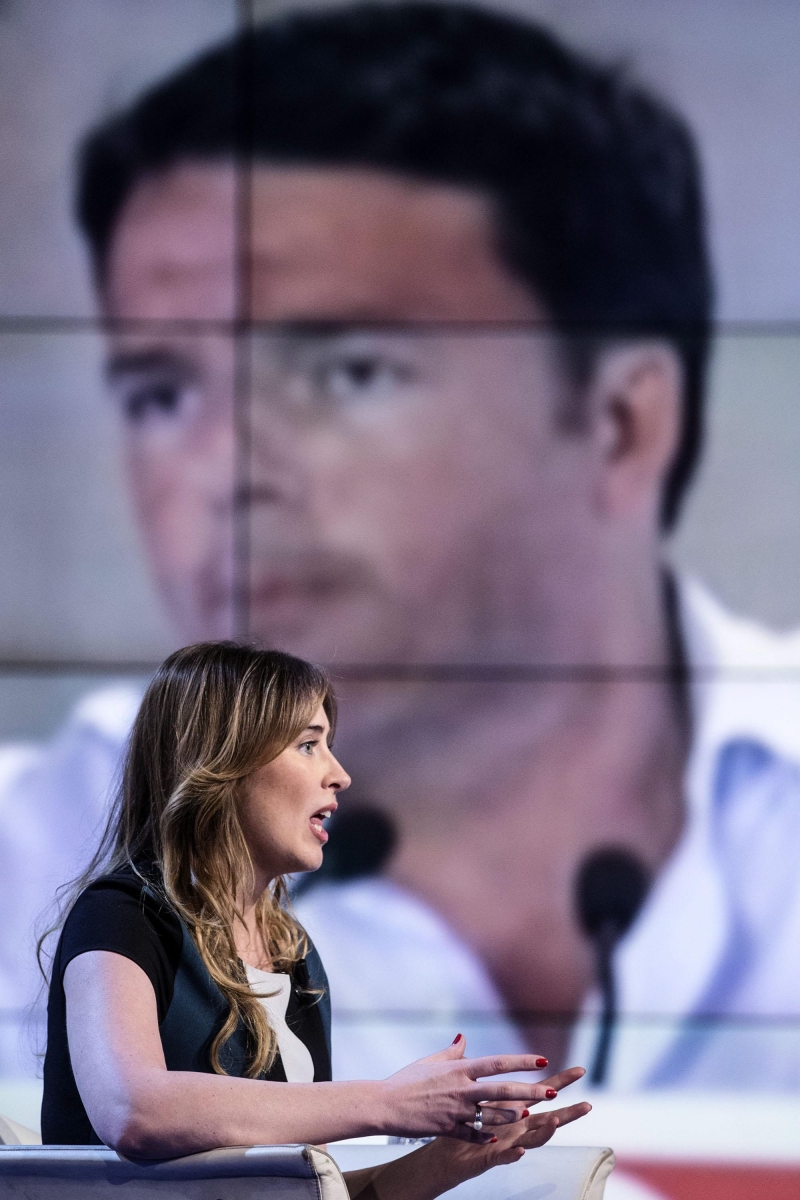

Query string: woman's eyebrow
302 724 326 735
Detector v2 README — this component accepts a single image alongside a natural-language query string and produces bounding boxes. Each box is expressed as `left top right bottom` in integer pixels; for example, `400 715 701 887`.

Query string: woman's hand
378 1034 578 1141
472 1064 589 1141
422 1067 592 1189
346 1060 591 1200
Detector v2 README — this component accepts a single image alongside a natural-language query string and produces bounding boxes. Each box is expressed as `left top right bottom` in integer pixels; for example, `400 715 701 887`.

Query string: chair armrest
329 1142 616 1200
0 1143 349 1200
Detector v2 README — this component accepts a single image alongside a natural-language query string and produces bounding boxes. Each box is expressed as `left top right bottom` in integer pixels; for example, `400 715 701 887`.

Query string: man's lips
249 575 347 609
192 543 375 630
247 547 375 612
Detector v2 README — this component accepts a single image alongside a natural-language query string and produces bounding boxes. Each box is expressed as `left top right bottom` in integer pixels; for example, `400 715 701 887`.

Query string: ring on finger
472 1104 483 1131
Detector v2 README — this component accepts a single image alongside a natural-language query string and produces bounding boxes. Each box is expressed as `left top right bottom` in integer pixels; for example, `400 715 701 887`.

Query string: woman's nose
330 759 351 791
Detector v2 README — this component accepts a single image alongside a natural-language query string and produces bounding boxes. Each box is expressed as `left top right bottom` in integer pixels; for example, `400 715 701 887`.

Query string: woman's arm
64 951 556 1158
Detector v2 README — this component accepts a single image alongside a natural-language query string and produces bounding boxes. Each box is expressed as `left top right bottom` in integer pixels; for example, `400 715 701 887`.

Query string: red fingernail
546 1089 557 1099
490 1137 498 1144
522 1109 530 1118
452 1033 463 1044
536 1058 548 1068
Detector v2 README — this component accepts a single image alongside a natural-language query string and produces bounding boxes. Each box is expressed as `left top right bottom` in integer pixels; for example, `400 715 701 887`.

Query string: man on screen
1 2 798 1086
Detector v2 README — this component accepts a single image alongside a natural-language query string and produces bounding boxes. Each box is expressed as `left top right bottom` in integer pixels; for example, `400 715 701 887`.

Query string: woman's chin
295 845 325 875
269 847 324 879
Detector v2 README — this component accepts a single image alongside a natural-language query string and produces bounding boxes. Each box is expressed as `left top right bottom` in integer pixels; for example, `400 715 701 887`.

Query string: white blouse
245 964 316 1082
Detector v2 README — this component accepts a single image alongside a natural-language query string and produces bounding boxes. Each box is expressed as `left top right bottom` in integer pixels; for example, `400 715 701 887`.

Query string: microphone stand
574 847 651 1088
588 917 619 1086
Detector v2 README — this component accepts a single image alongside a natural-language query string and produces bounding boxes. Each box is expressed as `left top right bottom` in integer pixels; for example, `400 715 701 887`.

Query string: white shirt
245 965 315 1082
295 579 800 1089
1 578 799 1085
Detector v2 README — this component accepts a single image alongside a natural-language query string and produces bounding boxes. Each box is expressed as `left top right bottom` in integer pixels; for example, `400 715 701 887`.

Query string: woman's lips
309 814 330 843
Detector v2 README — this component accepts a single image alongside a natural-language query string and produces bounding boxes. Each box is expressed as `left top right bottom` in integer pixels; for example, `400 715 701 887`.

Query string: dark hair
77 1 712 528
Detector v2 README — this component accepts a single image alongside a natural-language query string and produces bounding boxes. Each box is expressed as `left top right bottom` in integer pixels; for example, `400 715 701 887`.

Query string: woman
41 643 589 1198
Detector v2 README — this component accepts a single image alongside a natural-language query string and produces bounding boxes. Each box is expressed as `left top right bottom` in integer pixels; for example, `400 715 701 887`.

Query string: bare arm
64 951 558 1158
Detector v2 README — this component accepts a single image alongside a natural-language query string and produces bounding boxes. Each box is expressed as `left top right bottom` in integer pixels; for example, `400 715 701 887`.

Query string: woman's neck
234 877 273 970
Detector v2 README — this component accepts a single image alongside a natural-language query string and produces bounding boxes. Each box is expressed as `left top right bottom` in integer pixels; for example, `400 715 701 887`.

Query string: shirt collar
605 577 800 1084
679 575 800 782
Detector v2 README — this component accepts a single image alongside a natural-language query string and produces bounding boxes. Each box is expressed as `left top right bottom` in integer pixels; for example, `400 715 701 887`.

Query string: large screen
1 2 799 1196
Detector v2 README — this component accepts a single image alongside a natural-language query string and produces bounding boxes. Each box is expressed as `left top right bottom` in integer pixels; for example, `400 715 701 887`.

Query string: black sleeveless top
41 869 332 1144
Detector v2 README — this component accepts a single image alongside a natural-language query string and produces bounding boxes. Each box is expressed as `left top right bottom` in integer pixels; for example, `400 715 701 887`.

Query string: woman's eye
299 740 318 754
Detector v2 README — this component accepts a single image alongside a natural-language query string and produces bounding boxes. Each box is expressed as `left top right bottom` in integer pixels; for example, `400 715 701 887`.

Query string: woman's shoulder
51 865 184 1024
68 865 176 920
77 863 165 901
60 864 184 975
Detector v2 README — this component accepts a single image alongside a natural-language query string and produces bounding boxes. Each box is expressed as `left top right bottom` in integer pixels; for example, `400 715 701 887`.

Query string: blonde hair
40 642 336 1077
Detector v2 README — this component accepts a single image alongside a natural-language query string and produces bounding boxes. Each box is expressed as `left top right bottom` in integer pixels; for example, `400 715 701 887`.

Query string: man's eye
315 355 411 402
120 379 185 422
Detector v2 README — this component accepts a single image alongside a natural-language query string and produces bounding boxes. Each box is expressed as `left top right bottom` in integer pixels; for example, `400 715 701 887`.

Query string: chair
334 1142 615 1200
0 1129 614 1200
0 1143 348 1200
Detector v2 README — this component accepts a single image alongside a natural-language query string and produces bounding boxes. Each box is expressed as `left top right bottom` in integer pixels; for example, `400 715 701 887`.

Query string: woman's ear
590 342 682 521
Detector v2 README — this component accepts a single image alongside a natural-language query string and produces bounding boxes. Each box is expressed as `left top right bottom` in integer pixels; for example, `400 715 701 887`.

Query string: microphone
319 804 397 880
574 847 651 1086
292 804 397 898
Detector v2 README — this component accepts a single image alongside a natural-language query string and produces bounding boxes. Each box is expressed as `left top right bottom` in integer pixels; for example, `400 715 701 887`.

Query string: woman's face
238 703 351 886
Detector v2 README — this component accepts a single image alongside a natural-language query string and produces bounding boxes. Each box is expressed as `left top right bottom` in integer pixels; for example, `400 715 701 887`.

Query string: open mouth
309 809 334 843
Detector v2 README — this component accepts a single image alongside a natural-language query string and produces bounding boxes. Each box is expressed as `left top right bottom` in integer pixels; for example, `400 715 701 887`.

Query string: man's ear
589 342 682 521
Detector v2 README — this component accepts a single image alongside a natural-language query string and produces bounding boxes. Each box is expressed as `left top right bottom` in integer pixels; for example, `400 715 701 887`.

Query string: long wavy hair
39 642 336 1077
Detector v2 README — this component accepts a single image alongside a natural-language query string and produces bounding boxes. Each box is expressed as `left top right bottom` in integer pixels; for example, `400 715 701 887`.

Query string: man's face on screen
103 163 596 662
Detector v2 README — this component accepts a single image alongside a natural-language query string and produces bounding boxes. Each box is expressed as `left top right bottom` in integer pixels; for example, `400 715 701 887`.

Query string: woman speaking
40 643 589 1198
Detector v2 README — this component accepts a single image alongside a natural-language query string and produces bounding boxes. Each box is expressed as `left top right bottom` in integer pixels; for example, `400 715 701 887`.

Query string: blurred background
1 2 799 1197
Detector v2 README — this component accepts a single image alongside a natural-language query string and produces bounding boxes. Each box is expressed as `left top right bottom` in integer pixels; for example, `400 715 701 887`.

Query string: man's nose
242 405 311 513
193 409 238 510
